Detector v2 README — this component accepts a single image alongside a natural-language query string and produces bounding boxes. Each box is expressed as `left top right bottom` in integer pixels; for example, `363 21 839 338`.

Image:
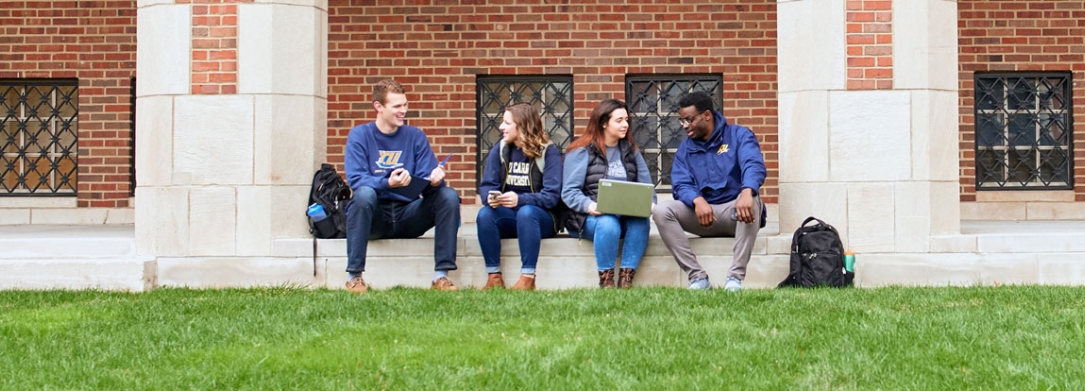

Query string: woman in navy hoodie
477 103 564 290
561 99 654 288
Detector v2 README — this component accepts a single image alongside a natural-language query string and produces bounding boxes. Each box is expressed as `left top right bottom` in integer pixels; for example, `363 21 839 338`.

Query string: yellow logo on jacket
376 151 403 169
717 144 729 155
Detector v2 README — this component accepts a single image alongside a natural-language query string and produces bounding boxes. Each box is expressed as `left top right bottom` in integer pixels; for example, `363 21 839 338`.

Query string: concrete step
8 221 1085 291
0 225 137 259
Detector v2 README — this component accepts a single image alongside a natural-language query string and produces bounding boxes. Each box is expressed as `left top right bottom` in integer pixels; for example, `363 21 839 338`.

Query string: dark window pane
0 79 78 195
975 114 1003 148
476 76 574 188
974 72 1072 190
625 74 723 190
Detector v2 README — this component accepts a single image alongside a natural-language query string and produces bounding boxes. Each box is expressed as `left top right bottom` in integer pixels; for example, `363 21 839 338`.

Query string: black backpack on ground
778 216 854 288
307 163 353 239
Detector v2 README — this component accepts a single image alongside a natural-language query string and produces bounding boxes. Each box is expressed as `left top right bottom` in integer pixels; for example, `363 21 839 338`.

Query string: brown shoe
432 276 459 291
618 268 636 289
346 276 367 294
511 274 536 291
482 273 504 290
598 269 616 289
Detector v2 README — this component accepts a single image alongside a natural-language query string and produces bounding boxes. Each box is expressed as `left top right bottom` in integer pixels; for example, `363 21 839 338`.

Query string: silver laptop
596 179 654 217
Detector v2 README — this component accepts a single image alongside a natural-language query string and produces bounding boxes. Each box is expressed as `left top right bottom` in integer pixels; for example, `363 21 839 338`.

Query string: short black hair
678 91 714 113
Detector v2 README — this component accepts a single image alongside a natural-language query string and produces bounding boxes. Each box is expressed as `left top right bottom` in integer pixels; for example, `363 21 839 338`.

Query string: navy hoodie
671 111 766 207
478 141 563 209
344 122 442 203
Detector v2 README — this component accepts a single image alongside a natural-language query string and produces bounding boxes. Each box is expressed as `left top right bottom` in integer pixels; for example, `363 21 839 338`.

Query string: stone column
777 0 959 253
134 1 327 273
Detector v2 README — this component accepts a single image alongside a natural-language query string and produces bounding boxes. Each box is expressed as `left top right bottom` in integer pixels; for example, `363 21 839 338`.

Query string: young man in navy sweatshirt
651 91 767 291
342 79 461 293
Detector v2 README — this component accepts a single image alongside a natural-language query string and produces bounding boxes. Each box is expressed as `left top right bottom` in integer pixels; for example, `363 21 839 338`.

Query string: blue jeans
476 205 556 274
345 185 460 273
570 214 650 271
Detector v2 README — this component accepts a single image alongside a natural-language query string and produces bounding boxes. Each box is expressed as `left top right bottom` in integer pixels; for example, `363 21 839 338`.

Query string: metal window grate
476 76 574 184
1 80 79 196
974 73 1073 190
625 75 723 190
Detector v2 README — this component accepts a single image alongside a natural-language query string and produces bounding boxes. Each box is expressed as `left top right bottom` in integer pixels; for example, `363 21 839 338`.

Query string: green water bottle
843 250 856 272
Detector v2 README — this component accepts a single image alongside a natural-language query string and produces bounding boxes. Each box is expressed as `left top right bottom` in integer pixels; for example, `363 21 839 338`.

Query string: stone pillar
777 0 959 252
134 1 327 262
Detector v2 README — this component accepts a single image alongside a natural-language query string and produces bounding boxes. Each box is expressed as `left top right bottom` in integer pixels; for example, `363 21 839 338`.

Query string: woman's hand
496 192 519 208
587 202 602 216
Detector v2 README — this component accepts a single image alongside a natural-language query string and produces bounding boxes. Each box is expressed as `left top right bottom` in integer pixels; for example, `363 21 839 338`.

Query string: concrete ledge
9 221 1085 291
0 225 136 259
0 258 155 292
156 257 325 288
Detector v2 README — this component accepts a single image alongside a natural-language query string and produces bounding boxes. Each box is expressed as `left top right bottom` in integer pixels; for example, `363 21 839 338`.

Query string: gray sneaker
688 278 711 290
724 277 742 291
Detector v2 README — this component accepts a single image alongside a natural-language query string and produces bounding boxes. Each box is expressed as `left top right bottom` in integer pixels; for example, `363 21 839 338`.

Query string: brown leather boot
431 277 459 291
345 276 367 294
598 269 616 289
511 274 536 291
482 273 504 290
618 268 636 289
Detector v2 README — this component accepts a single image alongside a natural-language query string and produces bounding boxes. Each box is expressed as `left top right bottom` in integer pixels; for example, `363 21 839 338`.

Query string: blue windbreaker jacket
671 111 766 207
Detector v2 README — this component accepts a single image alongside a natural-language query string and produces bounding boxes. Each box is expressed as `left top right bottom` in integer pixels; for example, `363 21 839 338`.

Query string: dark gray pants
652 198 762 282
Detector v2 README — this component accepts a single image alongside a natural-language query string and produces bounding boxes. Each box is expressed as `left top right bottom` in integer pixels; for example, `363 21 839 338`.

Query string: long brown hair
506 103 550 159
565 99 638 153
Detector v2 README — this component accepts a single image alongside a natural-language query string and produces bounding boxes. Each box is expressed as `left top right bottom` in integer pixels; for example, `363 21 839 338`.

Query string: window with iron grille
1 80 79 196
974 73 1073 190
625 74 723 190
476 76 573 185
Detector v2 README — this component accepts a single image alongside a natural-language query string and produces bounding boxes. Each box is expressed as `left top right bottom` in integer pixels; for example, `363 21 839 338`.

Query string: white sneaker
688 278 711 290
724 277 742 291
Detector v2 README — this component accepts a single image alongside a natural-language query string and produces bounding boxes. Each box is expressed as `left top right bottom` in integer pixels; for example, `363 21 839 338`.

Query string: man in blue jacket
652 91 767 291
343 79 461 294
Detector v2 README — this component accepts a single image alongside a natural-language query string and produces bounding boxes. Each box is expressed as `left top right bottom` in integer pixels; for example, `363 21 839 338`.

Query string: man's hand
388 168 410 188
694 196 714 227
735 188 756 224
587 202 603 216
428 165 445 187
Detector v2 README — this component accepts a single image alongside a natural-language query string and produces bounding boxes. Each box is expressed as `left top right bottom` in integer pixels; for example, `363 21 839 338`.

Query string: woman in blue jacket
477 103 563 290
561 99 654 288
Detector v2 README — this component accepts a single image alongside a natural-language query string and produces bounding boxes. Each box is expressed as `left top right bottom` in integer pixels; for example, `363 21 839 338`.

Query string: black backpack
307 163 352 239
778 216 854 288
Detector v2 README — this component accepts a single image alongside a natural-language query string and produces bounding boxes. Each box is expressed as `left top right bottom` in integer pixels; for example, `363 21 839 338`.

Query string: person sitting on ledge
561 99 655 289
476 103 564 291
342 79 461 294
652 91 767 291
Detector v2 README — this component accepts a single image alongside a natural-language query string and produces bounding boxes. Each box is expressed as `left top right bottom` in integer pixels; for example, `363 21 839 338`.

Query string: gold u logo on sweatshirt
376 151 403 169
717 144 729 155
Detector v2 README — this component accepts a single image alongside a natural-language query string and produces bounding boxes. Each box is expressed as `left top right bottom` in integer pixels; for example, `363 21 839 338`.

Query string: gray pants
652 198 762 282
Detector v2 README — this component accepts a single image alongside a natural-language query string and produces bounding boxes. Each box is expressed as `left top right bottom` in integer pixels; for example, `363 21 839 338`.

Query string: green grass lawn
2 285 1084 390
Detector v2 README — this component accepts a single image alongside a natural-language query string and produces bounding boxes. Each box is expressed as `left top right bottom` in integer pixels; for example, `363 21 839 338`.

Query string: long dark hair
565 99 638 153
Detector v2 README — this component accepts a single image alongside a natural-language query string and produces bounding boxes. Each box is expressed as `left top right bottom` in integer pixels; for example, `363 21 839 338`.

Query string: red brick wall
0 1 136 207
958 0 1085 201
186 1 253 95
327 0 780 204
846 0 893 90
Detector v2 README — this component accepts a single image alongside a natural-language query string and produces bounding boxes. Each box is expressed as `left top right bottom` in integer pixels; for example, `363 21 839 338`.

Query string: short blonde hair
373 79 405 105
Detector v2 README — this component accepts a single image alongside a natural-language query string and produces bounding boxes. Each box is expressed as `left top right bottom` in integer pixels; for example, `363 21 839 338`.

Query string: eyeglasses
678 110 706 126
